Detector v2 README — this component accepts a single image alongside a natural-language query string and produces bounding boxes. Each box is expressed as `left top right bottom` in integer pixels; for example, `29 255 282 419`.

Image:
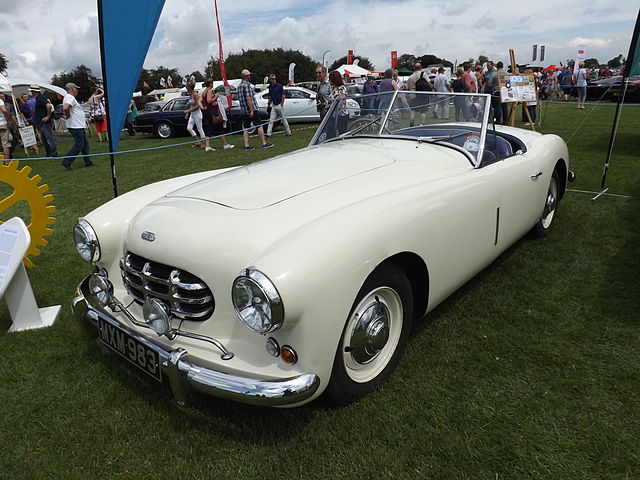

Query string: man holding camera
61 82 95 170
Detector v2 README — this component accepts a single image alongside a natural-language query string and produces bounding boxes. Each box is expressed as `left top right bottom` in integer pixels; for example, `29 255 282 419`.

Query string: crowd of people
0 59 623 168
315 58 618 130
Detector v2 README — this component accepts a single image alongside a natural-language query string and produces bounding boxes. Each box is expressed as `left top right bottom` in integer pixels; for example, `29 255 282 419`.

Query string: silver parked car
255 86 360 123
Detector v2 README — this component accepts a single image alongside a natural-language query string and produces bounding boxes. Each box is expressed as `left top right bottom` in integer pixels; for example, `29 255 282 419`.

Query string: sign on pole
575 47 586 67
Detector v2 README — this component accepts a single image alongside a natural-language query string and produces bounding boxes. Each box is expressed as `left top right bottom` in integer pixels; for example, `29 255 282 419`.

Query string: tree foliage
187 71 205 83
584 58 601 69
50 65 99 102
329 55 375 72
206 48 317 84
0 53 8 74
137 66 181 91
476 55 489 66
397 54 418 71
607 54 624 68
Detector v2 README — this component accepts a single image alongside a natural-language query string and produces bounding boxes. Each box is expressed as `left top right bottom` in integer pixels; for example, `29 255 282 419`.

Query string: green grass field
1 102 639 479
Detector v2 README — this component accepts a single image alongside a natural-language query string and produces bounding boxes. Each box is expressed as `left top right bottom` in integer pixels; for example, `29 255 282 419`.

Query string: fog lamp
88 273 113 307
265 337 280 357
143 298 171 336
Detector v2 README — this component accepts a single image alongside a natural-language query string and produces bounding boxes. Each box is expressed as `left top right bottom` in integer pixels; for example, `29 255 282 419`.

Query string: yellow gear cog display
0 160 56 268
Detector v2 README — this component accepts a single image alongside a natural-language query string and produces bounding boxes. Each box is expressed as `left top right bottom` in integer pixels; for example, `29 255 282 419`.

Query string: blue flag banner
98 0 165 153
627 9 640 76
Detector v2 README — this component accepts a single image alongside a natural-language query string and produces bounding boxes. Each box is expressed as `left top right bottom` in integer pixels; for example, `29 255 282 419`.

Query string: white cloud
568 37 613 49
0 0 637 82
18 51 37 64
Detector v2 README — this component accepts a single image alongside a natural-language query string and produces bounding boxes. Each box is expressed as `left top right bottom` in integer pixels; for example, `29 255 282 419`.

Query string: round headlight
232 268 284 334
74 218 100 262
143 298 171 336
88 273 113 307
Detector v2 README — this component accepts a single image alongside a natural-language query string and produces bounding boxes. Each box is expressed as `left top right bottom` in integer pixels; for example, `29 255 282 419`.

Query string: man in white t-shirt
0 91 17 161
62 82 94 170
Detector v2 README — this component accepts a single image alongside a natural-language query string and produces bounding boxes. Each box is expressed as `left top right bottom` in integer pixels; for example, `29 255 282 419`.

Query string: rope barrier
7 113 309 162
7 94 637 163
567 188 637 199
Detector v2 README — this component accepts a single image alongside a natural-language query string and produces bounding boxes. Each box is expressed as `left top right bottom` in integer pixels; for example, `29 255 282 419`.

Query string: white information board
0 217 60 332
0 219 27 297
498 73 537 103
19 126 38 148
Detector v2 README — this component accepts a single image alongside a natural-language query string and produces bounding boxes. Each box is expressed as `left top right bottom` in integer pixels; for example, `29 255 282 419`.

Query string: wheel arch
554 158 568 200
377 251 430 321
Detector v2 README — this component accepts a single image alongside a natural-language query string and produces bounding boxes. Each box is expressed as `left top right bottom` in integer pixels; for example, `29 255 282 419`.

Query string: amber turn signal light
280 345 298 364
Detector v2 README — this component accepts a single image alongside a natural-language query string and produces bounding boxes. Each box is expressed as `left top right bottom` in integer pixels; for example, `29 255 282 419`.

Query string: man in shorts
237 69 273 151
0 91 17 162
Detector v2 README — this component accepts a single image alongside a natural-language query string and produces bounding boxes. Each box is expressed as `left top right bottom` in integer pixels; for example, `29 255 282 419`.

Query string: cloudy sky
0 0 637 83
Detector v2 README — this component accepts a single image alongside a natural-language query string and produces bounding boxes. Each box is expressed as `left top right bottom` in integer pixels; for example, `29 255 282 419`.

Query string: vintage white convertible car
72 91 573 407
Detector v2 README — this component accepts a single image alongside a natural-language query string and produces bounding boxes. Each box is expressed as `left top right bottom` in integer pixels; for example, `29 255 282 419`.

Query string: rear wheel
531 169 560 237
326 264 413 405
155 121 174 139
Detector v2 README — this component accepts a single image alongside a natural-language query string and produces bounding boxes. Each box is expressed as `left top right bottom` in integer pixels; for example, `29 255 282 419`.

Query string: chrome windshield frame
310 91 492 168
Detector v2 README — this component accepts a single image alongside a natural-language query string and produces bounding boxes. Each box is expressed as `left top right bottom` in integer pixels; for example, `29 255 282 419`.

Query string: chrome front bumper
72 276 320 407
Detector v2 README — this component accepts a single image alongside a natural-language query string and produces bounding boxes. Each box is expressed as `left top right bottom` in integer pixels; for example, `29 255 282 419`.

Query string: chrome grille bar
119 252 215 321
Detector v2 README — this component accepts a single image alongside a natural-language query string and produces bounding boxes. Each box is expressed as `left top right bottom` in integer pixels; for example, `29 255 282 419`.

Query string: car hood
165 142 395 210
125 138 469 271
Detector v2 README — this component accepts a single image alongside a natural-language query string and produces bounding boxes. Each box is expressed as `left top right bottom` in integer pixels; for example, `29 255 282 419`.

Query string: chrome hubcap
541 177 558 228
342 286 403 383
158 124 171 137
349 300 390 364
546 192 556 210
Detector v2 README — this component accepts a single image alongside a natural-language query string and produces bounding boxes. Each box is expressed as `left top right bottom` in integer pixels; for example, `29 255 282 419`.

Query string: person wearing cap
30 84 58 157
237 69 273 151
62 82 94 169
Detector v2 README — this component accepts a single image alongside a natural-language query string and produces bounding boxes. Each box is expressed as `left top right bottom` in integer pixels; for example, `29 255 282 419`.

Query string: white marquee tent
7 77 66 97
0 73 12 92
334 63 378 79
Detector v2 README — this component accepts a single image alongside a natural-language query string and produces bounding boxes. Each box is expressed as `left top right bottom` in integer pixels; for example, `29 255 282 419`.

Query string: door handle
531 170 543 180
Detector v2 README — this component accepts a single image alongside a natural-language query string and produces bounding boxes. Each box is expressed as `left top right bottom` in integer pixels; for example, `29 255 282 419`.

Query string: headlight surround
232 268 284 334
74 218 100 262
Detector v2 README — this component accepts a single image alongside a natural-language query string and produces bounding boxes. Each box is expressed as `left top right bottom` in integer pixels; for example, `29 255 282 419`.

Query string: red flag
347 50 353 65
214 0 232 109
391 51 398 68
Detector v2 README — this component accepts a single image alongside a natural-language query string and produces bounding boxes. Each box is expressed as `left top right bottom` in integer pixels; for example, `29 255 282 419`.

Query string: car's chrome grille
119 252 214 321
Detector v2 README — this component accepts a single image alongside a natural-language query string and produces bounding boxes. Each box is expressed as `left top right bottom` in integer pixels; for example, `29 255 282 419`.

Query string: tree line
0 49 628 103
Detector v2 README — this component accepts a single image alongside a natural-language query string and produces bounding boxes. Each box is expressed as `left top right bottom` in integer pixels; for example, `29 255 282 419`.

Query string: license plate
98 318 162 381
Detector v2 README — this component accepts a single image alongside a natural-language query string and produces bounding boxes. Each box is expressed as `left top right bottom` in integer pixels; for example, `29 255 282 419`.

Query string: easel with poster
498 49 537 131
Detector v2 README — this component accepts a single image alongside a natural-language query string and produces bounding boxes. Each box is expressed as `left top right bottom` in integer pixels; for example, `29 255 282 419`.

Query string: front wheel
326 264 413 405
531 169 560 237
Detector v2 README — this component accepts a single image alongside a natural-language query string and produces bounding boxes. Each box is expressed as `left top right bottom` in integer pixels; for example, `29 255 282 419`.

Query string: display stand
500 49 537 132
0 217 60 332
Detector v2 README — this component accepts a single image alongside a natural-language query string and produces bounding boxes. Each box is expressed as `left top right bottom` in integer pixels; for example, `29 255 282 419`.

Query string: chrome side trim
73 277 320 407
